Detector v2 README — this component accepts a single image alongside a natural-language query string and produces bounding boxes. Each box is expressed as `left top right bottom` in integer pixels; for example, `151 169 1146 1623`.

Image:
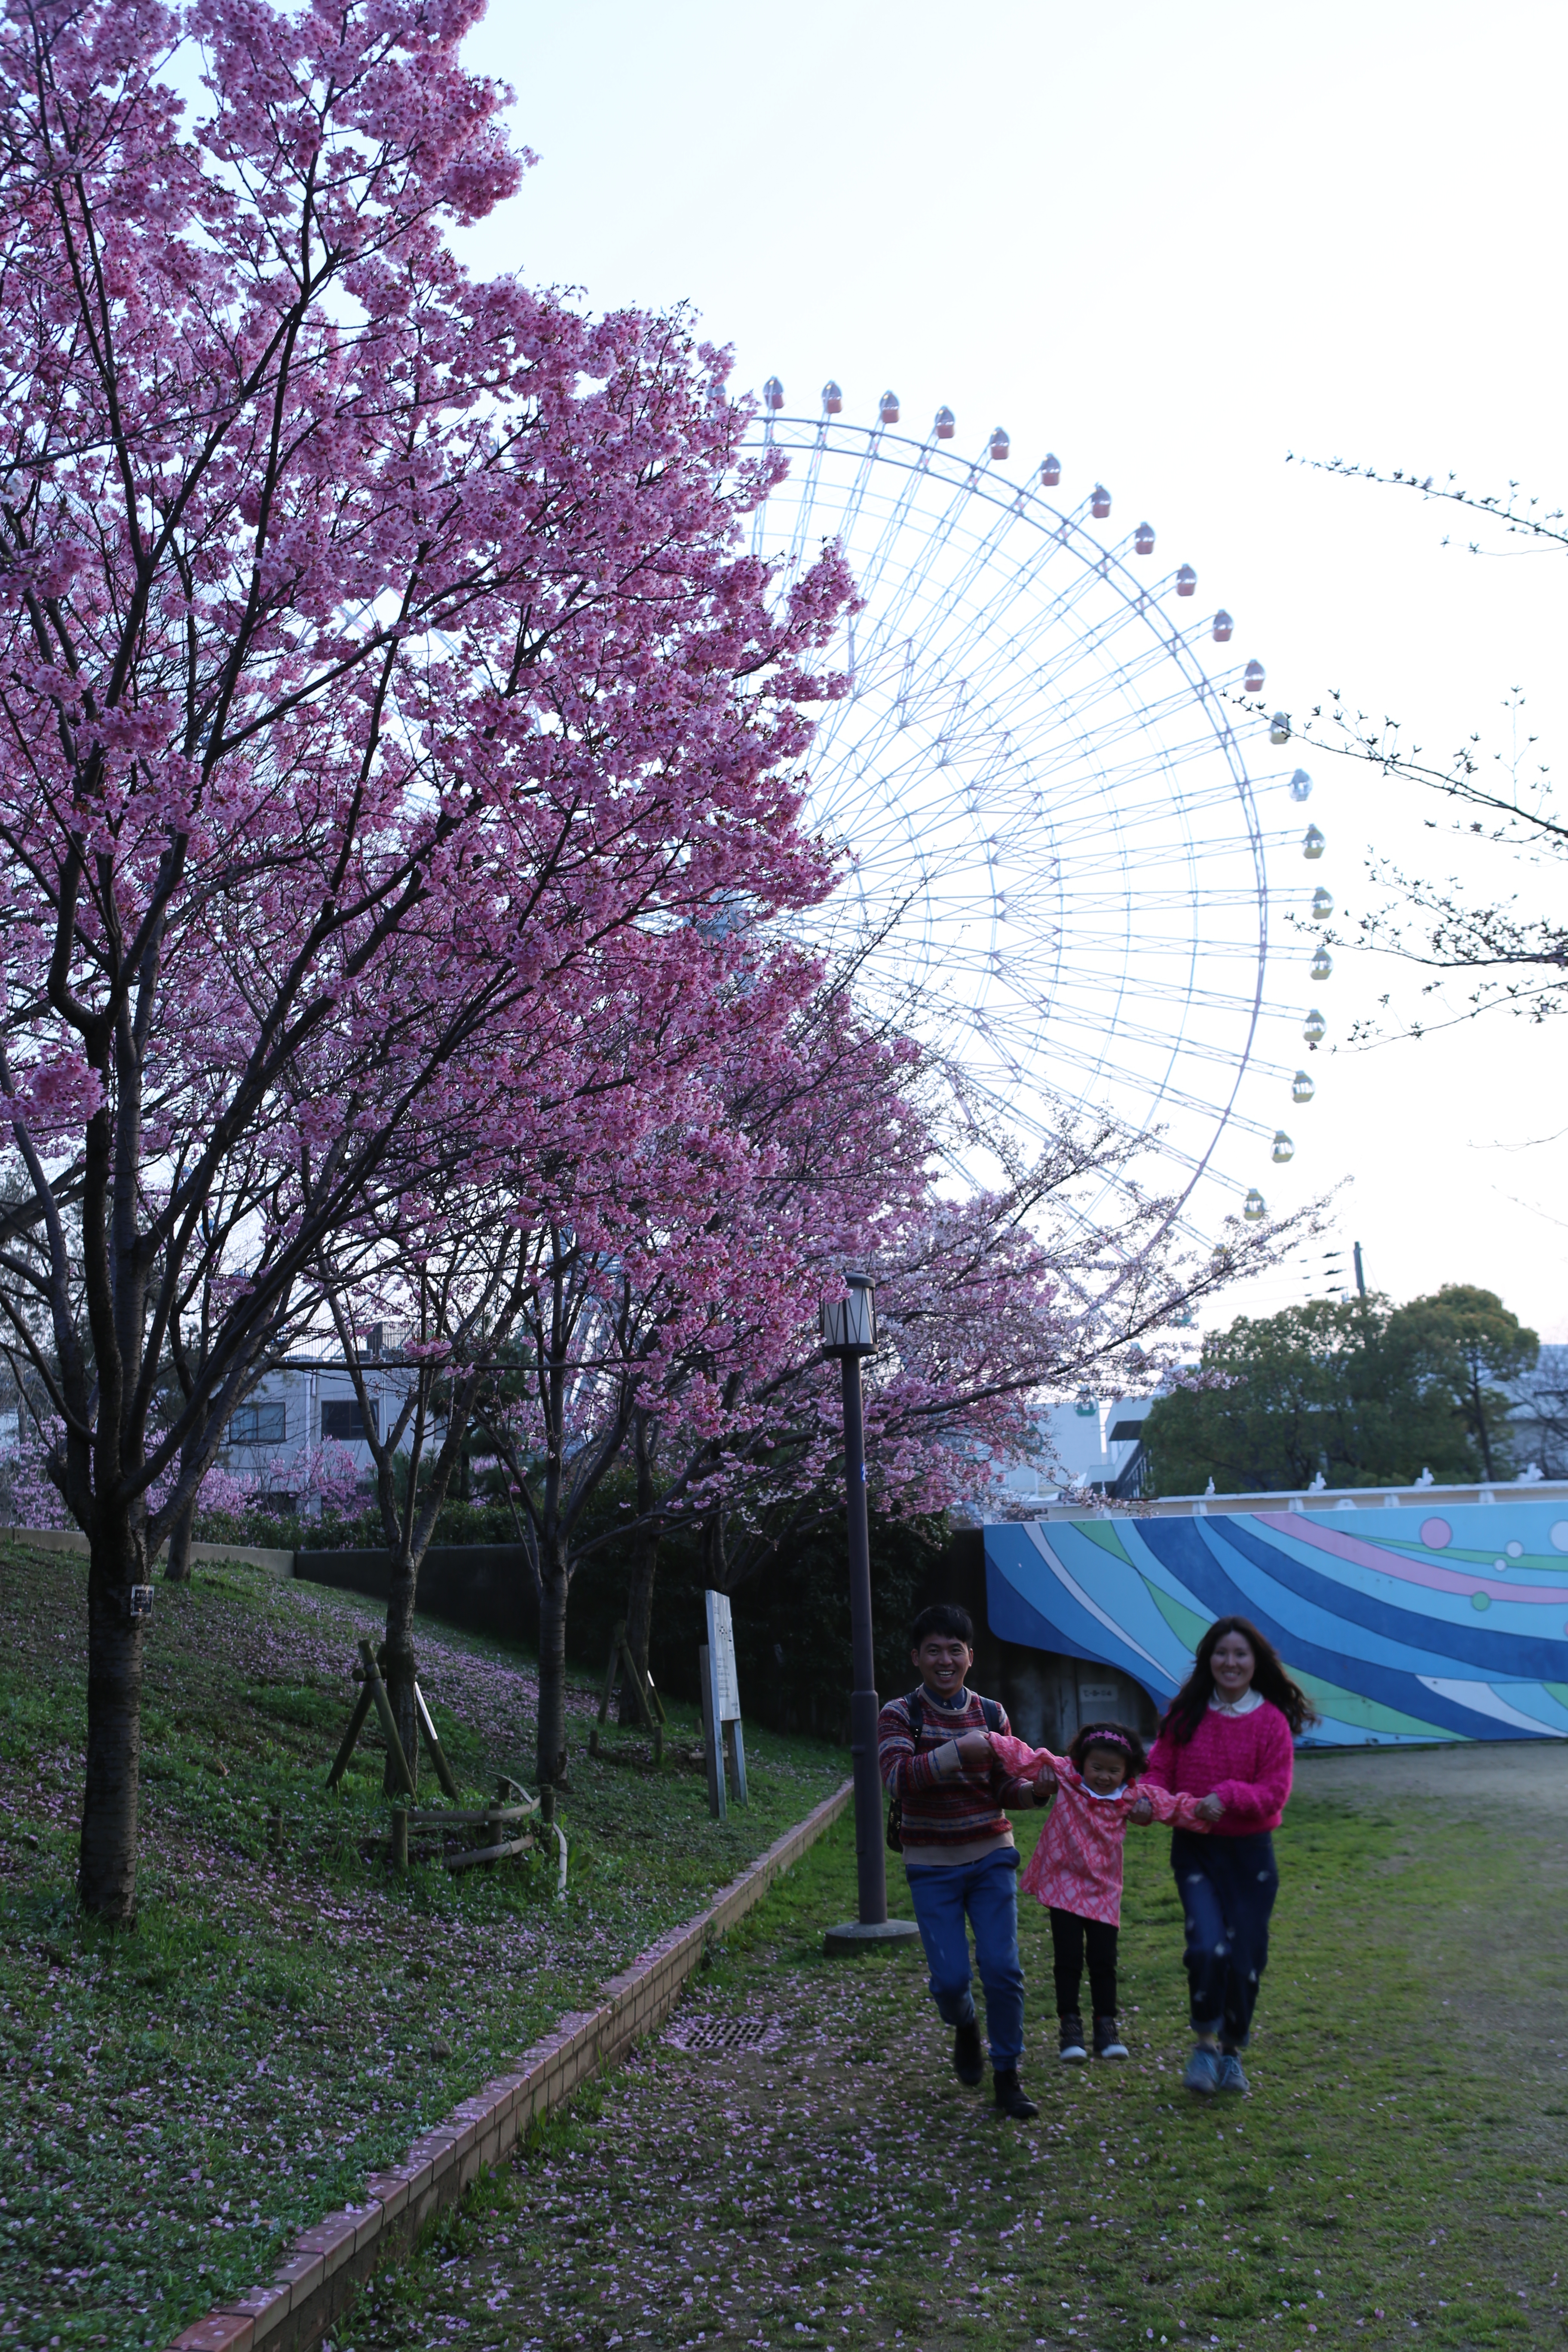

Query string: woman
1141 1615 1317 2095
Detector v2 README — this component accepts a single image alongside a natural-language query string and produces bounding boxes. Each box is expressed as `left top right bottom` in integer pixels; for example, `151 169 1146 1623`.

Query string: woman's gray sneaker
1093 2016 1129 2060
1183 2045 1223 2095
1217 2053 1250 2094
1057 2014 1088 2063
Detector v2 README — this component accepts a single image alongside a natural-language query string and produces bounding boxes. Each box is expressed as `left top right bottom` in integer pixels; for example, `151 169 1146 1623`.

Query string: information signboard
705 1589 742 1724
700 1589 747 1819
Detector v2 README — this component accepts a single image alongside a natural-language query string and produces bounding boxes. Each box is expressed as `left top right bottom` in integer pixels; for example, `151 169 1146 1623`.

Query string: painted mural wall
984 1498 1568 1745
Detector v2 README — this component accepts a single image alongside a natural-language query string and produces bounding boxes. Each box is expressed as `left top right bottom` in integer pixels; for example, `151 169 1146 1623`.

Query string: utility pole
1353 1241 1367 1299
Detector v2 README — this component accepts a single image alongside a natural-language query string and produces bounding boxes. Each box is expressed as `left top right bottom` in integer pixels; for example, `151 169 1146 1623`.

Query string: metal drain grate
664 2013 783 2054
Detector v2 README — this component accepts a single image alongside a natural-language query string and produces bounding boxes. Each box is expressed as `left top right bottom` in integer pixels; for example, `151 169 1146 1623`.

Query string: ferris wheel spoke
876 500 1227 738
817 597 1241 800
740 402 1305 1228
853 490 1033 685
944 1015 1267 1140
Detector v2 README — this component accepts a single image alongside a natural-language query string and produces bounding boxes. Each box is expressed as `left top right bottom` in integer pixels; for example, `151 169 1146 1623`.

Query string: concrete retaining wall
9 1528 295 1578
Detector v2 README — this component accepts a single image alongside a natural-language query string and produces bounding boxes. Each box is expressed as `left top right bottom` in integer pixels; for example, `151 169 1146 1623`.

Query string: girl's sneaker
1058 2013 1088 2062
1217 2053 1250 2094
1183 2045 1222 2095
1093 2016 1129 2060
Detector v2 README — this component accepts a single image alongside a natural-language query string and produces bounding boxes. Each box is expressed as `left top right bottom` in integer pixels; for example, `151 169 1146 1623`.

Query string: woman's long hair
1159 1615 1319 1745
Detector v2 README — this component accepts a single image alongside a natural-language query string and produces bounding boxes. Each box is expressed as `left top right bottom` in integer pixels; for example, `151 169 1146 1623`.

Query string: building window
321 1398 377 1442
229 1401 286 1446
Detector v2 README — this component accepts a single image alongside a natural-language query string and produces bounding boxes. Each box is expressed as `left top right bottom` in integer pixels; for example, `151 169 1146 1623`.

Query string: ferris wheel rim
737 405 1295 1226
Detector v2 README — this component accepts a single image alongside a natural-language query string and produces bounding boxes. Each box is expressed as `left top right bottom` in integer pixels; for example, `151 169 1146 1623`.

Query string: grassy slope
348 1776 1568 2352
0 1542 848 2350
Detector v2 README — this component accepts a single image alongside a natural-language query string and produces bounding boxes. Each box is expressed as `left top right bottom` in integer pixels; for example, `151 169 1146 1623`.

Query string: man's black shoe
953 2018 985 2086
992 2065 1039 2120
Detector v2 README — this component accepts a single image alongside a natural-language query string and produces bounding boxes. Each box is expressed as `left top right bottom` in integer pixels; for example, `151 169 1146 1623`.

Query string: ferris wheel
743 381 1324 1231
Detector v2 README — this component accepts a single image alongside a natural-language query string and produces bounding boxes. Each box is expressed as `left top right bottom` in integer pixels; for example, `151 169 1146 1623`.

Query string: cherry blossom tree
640 1108 1315 1595
465 961 1317 1785
0 0 847 1917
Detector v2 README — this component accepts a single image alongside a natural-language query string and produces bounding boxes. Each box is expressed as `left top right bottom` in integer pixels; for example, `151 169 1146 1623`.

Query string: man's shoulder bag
885 1690 1002 1853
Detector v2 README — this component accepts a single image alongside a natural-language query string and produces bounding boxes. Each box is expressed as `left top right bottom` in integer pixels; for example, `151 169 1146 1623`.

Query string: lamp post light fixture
819 1273 920 1957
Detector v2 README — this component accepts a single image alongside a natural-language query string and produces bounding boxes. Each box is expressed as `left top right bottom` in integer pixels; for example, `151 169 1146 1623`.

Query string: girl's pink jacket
987 1734 1207 1928
1142 1702 1295 1835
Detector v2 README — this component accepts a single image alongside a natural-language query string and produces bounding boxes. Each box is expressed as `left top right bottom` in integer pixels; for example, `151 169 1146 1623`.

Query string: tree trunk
381 1547 422 1795
1471 1369 1497 1480
373 1368 485 1792
619 1528 659 1727
163 1495 196 1585
706 1507 729 1592
78 1516 147 1923
619 1412 659 1725
536 1537 571 1788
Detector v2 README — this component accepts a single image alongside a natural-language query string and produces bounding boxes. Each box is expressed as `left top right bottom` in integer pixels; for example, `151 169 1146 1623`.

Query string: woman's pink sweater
1143 1702 1294 1835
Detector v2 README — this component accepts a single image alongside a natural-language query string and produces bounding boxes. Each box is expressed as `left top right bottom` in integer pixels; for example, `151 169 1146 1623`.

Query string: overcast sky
455 0 1568 1339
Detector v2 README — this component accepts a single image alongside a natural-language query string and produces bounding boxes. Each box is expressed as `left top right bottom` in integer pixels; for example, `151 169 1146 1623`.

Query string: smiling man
877 1603 1050 2119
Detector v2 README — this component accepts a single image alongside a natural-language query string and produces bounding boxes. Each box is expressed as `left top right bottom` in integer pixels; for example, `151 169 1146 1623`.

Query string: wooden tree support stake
327 1684 374 1790
641 1660 668 1767
399 1773 544 1874
325 1638 417 1796
360 1640 416 1795
413 1681 461 1803
588 1618 667 1765
405 1803 536 1831
445 1834 532 1872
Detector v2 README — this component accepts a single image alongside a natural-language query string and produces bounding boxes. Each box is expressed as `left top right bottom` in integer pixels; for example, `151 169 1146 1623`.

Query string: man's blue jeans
1170 1828 1279 2049
904 1846 1025 2066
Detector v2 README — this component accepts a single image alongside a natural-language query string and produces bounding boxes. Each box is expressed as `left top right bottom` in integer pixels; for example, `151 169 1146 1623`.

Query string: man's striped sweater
877 1685 1029 1865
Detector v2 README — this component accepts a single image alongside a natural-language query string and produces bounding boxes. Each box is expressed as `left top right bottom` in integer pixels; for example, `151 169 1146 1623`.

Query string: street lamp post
820 1273 919 1957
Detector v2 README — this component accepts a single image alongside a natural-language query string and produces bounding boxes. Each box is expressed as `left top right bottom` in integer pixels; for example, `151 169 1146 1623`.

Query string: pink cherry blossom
0 0 848 1917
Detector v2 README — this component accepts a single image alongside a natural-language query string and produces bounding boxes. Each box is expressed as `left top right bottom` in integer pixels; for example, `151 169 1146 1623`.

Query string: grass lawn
342 1756 1568 2352
0 1541 848 2350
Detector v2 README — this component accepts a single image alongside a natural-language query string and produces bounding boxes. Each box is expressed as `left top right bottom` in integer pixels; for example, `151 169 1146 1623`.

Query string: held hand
952 1729 995 1772
1195 1791 1226 1824
1032 1762 1058 1798
1126 1795 1153 1825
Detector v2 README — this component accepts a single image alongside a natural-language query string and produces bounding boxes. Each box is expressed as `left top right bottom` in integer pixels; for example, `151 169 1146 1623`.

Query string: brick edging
167 1779 854 2352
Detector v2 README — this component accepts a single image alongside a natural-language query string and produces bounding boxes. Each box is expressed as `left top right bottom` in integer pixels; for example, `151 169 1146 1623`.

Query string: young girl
983 1721 1209 2062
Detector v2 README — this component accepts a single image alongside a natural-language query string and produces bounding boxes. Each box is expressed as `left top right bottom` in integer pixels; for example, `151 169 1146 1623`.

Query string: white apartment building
989 1393 1155 1508
220 1353 421 1507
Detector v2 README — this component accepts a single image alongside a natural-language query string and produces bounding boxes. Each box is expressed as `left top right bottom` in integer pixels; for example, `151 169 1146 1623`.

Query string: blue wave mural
984 1500 1568 1744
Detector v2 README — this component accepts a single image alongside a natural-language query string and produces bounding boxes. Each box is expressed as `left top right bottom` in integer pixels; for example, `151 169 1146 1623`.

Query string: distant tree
1505 1350 1568 1479
1141 1294 1513 1496
1384 1284 1538 1483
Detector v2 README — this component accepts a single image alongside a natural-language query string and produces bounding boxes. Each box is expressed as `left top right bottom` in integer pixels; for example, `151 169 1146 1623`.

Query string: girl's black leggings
1048 1905 1118 2019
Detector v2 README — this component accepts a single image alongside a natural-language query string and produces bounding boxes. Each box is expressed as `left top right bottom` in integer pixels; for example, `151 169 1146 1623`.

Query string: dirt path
340 1758 1568 2352
1295 1737 1568 1818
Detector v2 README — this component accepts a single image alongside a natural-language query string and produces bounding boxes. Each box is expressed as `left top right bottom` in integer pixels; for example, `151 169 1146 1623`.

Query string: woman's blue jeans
1171 1828 1279 2049
903 1845 1025 2066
